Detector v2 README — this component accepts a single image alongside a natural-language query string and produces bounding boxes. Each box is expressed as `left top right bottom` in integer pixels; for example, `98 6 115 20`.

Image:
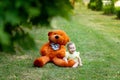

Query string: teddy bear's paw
34 59 44 67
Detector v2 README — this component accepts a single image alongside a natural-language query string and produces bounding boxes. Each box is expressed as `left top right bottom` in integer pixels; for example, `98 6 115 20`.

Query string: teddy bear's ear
62 36 70 45
67 37 70 42
48 31 52 36
66 37 70 44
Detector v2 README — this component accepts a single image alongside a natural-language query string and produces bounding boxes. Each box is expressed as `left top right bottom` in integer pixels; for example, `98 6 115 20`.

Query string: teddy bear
34 30 75 67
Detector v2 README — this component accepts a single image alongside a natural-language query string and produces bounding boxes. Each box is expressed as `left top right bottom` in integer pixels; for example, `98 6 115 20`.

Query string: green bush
115 7 120 19
102 0 115 15
90 2 96 10
88 0 95 9
88 0 103 11
103 4 114 15
96 0 103 11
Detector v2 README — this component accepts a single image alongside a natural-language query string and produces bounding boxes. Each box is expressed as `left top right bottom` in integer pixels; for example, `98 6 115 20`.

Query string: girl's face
68 44 76 54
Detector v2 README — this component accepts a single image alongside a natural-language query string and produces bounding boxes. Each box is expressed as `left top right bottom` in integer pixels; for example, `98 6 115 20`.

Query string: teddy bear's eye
54 33 57 35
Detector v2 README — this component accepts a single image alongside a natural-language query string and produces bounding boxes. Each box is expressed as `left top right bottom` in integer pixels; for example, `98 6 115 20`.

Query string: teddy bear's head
48 30 70 45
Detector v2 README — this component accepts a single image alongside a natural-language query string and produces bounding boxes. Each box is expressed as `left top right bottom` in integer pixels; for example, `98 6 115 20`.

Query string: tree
0 0 73 52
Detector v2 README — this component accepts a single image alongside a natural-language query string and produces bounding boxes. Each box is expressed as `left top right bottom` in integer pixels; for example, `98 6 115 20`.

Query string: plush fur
34 30 75 67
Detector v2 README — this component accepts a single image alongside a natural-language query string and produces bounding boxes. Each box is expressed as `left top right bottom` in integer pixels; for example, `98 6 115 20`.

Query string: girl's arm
78 57 83 66
77 52 83 66
63 57 68 63
63 52 69 63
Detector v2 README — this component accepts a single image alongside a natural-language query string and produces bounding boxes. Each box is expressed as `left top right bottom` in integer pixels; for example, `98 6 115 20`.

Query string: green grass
0 3 120 80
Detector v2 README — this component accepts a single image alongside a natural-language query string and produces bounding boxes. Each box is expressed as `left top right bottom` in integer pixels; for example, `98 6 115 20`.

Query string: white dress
63 51 82 67
65 51 80 63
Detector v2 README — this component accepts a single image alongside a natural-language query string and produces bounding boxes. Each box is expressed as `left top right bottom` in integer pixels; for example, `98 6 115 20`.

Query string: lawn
0 3 120 80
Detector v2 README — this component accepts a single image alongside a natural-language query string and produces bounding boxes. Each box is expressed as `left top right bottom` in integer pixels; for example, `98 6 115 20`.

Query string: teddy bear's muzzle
55 35 59 39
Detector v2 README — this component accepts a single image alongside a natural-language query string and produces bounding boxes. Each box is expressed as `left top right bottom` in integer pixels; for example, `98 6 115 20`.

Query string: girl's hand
63 57 68 63
79 63 83 66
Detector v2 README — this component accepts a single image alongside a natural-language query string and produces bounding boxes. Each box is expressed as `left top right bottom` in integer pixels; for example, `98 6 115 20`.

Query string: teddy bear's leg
67 59 75 67
34 56 50 67
53 57 75 67
53 57 67 67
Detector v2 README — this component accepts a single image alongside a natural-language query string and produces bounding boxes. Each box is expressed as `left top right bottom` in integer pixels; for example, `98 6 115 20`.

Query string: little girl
63 42 83 68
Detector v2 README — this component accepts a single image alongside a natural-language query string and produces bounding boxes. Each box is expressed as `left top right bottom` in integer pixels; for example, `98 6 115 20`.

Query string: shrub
89 2 96 10
96 0 103 11
102 0 115 15
88 0 103 11
115 7 120 19
88 0 95 9
103 5 114 15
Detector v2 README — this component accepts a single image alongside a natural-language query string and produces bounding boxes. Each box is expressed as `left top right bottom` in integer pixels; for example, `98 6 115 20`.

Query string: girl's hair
67 42 75 48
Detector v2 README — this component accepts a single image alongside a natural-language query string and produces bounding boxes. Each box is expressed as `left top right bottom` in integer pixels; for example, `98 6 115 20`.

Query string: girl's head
67 42 76 54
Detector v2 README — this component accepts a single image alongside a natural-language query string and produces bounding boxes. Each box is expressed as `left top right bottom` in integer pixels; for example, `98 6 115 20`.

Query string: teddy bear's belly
47 51 58 60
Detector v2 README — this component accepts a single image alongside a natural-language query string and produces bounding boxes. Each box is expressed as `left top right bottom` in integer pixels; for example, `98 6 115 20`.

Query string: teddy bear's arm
56 45 66 58
40 43 49 56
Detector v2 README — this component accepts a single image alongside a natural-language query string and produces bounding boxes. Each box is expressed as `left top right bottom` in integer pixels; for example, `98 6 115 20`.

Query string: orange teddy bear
34 30 75 67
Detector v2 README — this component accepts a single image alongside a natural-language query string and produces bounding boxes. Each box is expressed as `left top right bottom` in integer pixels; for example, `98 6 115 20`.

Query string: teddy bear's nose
55 35 59 39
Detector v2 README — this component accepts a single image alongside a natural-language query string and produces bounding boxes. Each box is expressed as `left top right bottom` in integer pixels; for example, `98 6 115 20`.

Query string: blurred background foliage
88 0 103 11
88 0 120 18
102 0 115 15
0 0 73 52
